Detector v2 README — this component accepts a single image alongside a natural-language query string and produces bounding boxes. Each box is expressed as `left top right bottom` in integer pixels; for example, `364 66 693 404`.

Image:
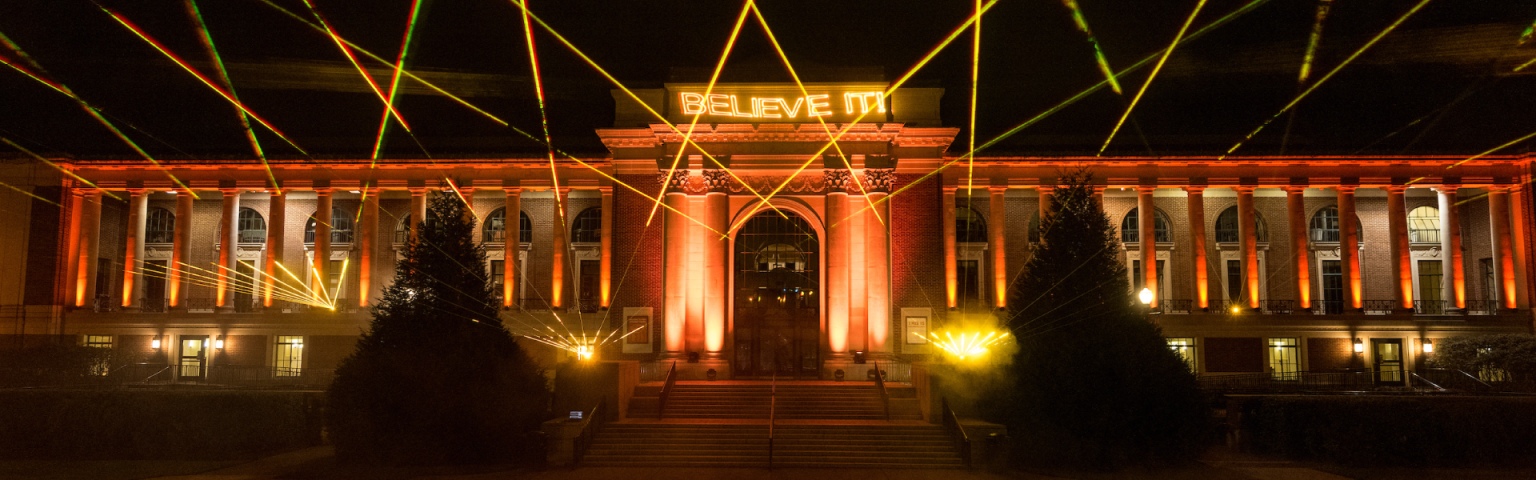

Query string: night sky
1 0 1534 159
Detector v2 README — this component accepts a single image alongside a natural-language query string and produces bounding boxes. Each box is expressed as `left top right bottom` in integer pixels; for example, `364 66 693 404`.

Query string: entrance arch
733 211 821 378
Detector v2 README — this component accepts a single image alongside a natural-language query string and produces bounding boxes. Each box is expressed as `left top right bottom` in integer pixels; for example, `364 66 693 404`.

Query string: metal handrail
873 360 890 421
941 397 971 468
572 398 608 467
657 361 677 419
1410 372 1445 392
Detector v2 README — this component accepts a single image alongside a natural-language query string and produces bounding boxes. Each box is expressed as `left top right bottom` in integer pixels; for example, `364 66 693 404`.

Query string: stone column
1510 185 1531 309
76 190 103 307
866 169 893 353
989 186 1007 309
702 171 729 354
1185 187 1209 310
409 188 426 244
1338 186 1361 310
942 187 957 309
64 189 83 307
551 187 569 310
1490 187 1517 310
358 187 379 307
662 171 688 353
1439 185 1465 311
599 186 614 309
314 189 333 301
503 187 521 308
459 186 474 223
1286 186 1310 310
1138 186 1157 308
216 189 240 310
1237 186 1259 309
263 190 285 308
170 190 193 308
849 187 868 353
122 190 147 308
1387 185 1413 311
826 169 851 354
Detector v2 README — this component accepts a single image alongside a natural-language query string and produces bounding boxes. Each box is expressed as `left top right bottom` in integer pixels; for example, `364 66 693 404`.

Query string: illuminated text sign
677 91 886 120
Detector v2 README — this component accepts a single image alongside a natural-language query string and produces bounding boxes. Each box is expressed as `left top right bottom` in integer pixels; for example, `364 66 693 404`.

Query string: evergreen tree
996 169 1208 469
328 192 548 465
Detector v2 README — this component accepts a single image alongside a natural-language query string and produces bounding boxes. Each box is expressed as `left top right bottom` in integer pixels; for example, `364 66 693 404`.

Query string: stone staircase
582 381 961 468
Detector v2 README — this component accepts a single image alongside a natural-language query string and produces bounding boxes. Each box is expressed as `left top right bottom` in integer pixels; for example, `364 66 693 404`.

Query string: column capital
1487 185 1512 194
597 185 614 195
220 188 241 196
660 169 691 193
1137 185 1157 194
1437 184 1461 192
1385 184 1409 194
1234 186 1257 194
1335 185 1357 194
502 186 523 195
1182 186 1206 195
315 187 334 195
1282 185 1307 195
702 169 731 193
824 168 851 193
864 169 895 193
407 186 426 195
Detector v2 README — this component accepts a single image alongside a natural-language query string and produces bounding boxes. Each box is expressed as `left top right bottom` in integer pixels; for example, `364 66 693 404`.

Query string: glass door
1321 260 1343 314
1417 260 1443 314
179 336 207 380
733 212 820 379
1373 339 1403 385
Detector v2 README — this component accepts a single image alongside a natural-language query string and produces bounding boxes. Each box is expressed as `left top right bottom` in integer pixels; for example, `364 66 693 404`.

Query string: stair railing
873 360 890 421
941 397 972 468
572 398 608 468
768 370 776 469
657 361 677 419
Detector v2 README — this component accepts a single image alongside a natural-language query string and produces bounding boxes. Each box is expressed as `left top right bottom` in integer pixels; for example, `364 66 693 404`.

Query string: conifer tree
998 169 1207 469
328 192 548 465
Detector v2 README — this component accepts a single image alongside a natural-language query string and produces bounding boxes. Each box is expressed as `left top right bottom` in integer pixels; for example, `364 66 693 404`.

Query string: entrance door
1373 339 1403 385
179 336 207 381
733 212 820 379
579 259 599 313
234 260 256 312
1417 260 1443 314
1321 260 1344 314
144 260 167 312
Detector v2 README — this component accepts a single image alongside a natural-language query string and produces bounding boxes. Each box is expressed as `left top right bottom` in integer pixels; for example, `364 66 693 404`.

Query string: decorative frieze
659 169 691 193
702 170 731 193
825 169 851 193
863 169 894 193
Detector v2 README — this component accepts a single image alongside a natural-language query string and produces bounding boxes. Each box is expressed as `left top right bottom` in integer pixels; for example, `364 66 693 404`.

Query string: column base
1392 308 1415 314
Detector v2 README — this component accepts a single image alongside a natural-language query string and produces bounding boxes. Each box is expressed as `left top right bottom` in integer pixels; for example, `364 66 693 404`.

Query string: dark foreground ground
4 446 1535 480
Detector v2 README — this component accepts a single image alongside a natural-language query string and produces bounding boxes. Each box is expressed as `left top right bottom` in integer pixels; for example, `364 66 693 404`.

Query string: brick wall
890 173 945 319
216 334 268 367
1204 337 1263 373
609 175 664 347
1307 337 1354 371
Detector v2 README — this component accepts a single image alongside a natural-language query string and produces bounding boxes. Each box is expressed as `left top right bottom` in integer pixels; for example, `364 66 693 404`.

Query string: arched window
571 207 602 243
304 207 354 244
1214 206 1268 243
1309 206 1363 243
146 208 175 244
237 208 266 244
393 211 439 244
1120 207 1171 243
956 207 987 243
1408 206 1440 243
483 207 508 242
519 211 533 243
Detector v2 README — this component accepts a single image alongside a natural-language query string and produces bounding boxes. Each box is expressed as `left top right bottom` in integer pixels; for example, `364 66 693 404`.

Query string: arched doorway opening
733 211 820 378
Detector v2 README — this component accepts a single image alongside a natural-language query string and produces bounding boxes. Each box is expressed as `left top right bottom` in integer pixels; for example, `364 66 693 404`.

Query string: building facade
5 82 1534 384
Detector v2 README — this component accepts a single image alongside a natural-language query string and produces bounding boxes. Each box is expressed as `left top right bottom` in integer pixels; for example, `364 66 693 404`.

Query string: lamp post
1138 287 1155 314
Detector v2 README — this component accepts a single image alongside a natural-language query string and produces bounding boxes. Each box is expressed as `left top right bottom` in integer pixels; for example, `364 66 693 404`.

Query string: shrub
1239 396 1536 466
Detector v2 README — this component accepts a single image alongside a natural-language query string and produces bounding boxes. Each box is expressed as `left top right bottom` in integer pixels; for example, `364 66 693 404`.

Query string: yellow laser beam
1100 0 1206 156
299 0 409 132
183 0 280 194
0 136 120 201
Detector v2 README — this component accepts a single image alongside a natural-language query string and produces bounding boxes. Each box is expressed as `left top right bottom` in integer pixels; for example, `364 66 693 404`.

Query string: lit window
1408 206 1440 243
146 208 175 244
237 207 266 244
84 335 113 376
1268 338 1299 381
1167 338 1197 373
305 208 354 244
1120 208 1171 243
1214 206 1268 243
484 208 508 242
519 211 532 243
275 336 304 377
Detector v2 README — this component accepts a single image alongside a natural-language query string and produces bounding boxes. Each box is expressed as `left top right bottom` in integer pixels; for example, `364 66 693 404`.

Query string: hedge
1237 395 1536 467
0 390 323 460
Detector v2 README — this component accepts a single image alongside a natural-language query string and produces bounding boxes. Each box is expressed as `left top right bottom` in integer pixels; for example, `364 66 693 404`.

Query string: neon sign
678 91 886 119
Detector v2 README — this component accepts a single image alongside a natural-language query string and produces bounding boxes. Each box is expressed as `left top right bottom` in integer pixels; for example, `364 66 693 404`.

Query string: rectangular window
1226 260 1243 301
84 335 113 376
1167 338 1197 373
275 336 304 377
1268 338 1299 381
1321 260 1343 314
1481 258 1496 308
490 260 505 301
1417 260 1443 314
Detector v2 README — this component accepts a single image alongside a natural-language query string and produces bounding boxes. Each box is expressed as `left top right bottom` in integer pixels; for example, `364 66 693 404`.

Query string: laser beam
184 0 279 193
1060 0 1122 94
1100 0 1206 156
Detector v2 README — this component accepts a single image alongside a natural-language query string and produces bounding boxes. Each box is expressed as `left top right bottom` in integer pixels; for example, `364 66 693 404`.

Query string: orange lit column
599 186 614 309
849 186 868 353
63 189 83 307
1185 187 1209 310
1337 186 1361 310
1510 185 1531 309
866 169 892 353
1387 185 1413 311
215 188 240 310
826 169 851 354
551 187 569 310
169 190 193 308
1138 186 1158 309
122 189 147 308
1489 187 1517 310
989 186 1007 309
75 190 103 307
263 189 285 307
459 186 474 222
1286 186 1311 310
408 188 425 244
1438 185 1465 311
314 189 332 300
662 171 688 354
503 187 521 307
358 187 379 307
1237 186 1259 309
942 186 957 309
702 172 728 354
